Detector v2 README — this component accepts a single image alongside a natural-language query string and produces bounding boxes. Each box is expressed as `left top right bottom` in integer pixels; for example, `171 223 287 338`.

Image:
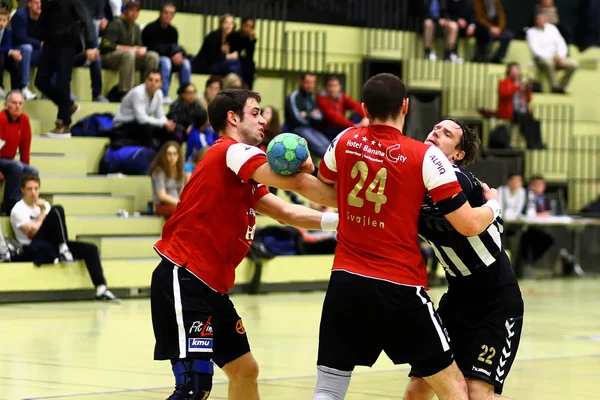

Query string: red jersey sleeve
254 184 270 200
422 145 462 203
226 143 268 183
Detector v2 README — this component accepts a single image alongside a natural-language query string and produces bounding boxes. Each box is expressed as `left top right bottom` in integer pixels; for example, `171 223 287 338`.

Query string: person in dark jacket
8 0 40 100
0 7 23 97
284 72 330 157
35 0 99 138
191 13 242 77
142 2 190 104
166 83 203 143
472 0 513 63
227 17 257 89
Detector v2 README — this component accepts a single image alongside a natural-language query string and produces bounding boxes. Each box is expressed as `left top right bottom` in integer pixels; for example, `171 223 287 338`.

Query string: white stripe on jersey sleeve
226 143 266 175
322 127 353 173
422 145 459 190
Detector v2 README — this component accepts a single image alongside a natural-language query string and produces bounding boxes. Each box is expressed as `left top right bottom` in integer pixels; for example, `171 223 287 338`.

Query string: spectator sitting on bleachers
446 0 477 62
536 0 559 25
227 17 257 89
103 70 175 175
191 13 242 77
422 0 460 62
472 0 513 63
10 174 119 301
222 72 243 89
35 0 99 138
185 107 217 162
149 140 184 219
498 172 526 221
498 62 544 149
284 72 330 157
0 90 37 214
166 83 203 142
7 0 39 100
100 0 159 101
183 146 208 183
0 6 23 99
259 105 281 151
316 75 368 140
197 74 221 111
526 10 577 94
142 1 191 105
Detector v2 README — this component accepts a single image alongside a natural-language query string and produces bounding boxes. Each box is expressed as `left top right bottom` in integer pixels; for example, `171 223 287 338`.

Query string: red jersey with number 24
319 125 462 287
154 136 269 294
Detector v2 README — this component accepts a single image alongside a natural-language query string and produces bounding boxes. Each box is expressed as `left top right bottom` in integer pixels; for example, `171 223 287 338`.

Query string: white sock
96 285 107 296
59 243 70 254
313 365 352 400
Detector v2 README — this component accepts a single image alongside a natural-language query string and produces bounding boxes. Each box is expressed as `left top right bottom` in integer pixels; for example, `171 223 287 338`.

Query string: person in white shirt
498 173 526 221
10 174 119 301
526 10 578 93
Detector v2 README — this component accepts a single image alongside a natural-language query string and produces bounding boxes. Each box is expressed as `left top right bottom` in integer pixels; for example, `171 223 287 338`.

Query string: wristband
483 199 501 220
320 212 339 232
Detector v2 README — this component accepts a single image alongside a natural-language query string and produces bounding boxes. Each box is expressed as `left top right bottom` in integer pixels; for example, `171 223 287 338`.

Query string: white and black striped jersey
418 165 518 291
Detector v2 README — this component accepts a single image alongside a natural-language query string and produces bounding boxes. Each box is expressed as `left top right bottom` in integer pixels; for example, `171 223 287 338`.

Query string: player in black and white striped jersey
405 119 524 400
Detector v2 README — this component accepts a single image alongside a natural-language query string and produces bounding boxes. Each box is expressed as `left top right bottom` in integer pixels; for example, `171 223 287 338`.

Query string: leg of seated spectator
444 20 459 57
179 58 192 86
558 59 578 91
155 203 177 219
102 50 136 93
492 29 513 63
33 205 69 249
16 44 32 89
137 51 160 82
5 55 22 92
66 240 107 288
0 53 6 93
535 58 558 91
159 56 172 98
474 23 492 62
0 158 25 213
423 19 435 57
293 127 330 158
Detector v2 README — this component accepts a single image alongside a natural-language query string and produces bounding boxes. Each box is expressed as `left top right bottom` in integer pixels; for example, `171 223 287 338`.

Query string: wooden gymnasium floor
1 278 599 399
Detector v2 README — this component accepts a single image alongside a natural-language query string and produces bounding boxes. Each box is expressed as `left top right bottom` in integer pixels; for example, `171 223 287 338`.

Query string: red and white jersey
154 136 269 294
319 125 462 287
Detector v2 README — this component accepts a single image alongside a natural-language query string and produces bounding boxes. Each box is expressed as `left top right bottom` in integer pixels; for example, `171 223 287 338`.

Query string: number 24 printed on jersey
347 161 388 213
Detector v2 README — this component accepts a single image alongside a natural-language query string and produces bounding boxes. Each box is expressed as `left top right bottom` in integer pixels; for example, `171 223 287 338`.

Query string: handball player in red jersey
151 89 339 400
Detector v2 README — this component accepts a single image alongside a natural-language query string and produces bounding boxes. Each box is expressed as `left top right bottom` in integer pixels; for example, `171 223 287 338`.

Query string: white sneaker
449 53 463 63
21 87 37 100
95 289 120 302
60 249 75 264
427 52 438 62
162 97 173 105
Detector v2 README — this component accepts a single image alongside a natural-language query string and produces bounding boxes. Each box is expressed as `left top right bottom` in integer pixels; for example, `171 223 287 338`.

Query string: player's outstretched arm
251 164 338 208
256 193 338 231
443 183 500 236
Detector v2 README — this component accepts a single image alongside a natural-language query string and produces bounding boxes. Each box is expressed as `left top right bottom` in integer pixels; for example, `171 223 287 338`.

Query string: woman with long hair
259 105 282 151
148 141 185 219
167 83 203 142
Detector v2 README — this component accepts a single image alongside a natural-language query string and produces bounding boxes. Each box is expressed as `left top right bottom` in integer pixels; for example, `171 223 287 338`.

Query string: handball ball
266 133 309 175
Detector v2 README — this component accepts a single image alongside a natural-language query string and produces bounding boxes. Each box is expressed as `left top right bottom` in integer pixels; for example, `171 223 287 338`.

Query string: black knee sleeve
169 358 214 400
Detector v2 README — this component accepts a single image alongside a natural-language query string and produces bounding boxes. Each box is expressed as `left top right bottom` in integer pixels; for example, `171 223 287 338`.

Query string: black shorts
150 259 250 368
410 287 524 395
317 271 454 377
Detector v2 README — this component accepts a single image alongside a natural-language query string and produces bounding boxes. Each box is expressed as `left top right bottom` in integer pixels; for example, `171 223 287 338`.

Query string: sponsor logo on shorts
189 319 214 337
472 366 491 377
188 338 213 353
235 319 246 335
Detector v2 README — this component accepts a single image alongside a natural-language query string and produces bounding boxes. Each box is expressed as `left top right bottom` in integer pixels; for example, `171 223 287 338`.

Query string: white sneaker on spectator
449 53 463 63
95 289 120 302
60 249 75 264
162 97 173 105
21 87 37 100
427 52 437 62
70 93 80 102
0 88 6 100
93 95 109 102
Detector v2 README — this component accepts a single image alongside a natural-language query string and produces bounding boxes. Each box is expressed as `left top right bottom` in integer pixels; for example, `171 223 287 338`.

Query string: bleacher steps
45 194 135 216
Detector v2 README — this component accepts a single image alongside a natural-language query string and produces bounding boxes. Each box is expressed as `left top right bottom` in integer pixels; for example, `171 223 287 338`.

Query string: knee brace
169 358 214 400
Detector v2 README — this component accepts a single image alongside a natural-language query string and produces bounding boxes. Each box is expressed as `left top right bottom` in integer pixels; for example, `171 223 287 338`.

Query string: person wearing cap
100 0 159 101
34 0 99 138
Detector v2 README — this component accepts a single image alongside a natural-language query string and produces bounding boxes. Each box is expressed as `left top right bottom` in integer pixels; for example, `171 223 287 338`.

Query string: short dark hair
177 83 195 96
506 62 519 77
241 16 254 24
507 172 522 180
441 118 480 167
205 75 222 89
529 174 545 183
300 72 317 81
362 73 406 121
324 75 341 85
208 89 261 132
191 107 208 130
21 173 40 188
161 1 175 12
145 69 161 79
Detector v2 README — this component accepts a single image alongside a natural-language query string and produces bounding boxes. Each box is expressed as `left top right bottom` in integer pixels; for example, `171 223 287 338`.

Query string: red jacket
316 91 365 130
0 110 32 164
497 78 532 121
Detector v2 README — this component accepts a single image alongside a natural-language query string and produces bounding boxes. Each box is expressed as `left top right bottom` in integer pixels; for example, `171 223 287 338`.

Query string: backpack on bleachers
70 113 115 137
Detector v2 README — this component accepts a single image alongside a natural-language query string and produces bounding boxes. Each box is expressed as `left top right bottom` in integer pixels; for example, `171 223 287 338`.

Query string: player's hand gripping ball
266 133 309 175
